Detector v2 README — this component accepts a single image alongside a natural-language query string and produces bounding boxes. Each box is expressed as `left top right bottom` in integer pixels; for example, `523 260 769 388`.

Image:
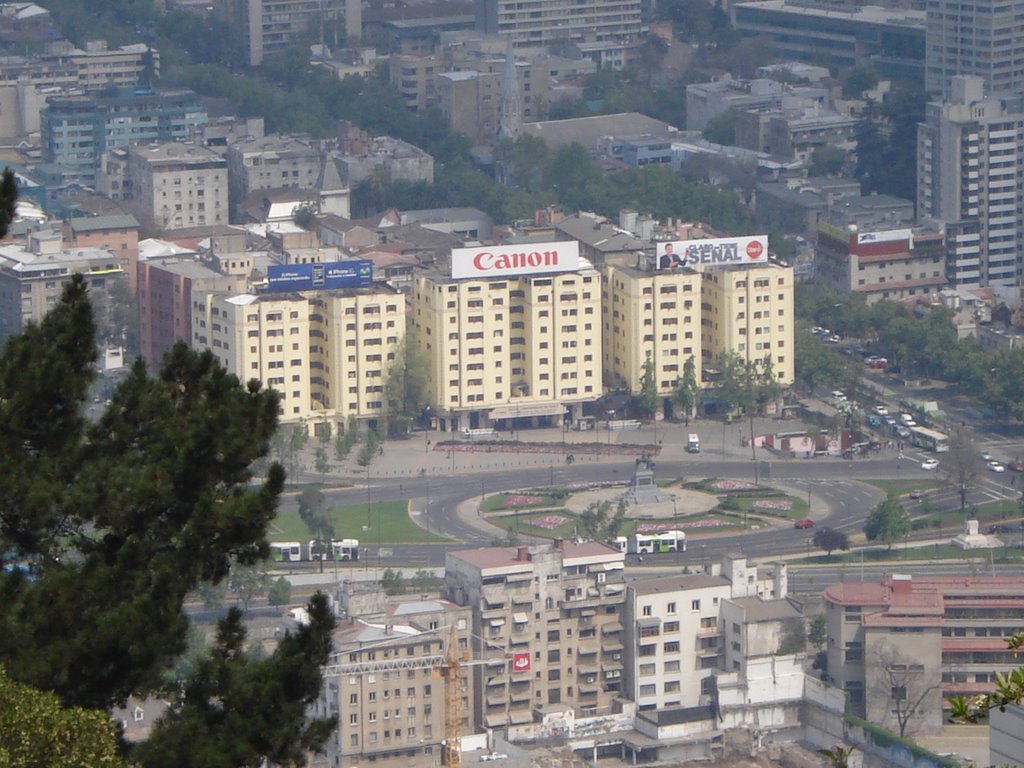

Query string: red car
794 519 815 529
1009 461 1024 472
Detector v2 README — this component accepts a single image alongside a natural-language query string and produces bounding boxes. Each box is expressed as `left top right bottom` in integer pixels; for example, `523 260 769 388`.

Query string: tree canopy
0 276 335 766
863 491 910 548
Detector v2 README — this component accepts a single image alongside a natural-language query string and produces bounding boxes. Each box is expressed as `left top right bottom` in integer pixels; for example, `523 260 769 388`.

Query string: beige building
601 264 702 395
444 541 626 732
412 249 602 430
315 588 474 768
700 262 795 386
196 284 405 431
99 143 229 231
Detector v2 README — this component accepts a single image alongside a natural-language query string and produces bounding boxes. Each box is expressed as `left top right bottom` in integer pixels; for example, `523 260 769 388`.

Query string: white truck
687 433 700 453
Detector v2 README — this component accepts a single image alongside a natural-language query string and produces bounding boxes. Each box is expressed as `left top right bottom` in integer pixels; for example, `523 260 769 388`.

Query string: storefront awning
489 403 567 420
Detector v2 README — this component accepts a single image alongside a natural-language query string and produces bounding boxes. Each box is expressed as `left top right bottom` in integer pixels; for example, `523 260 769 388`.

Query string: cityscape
2 0 1024 767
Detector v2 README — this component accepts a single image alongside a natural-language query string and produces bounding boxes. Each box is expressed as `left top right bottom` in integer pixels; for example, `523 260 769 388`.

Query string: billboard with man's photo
656 235 768 270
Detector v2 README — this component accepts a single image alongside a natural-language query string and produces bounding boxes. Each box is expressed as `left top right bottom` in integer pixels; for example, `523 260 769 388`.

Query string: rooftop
630 573 731 596
728 596 801 622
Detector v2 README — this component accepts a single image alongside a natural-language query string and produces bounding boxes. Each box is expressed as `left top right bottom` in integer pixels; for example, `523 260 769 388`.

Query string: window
691 599 701 611
667 602 676 614
642 605 652 616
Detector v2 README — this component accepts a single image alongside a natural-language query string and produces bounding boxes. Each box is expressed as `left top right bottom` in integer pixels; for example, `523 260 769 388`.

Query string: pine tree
0 275 336 766
0 168 16 239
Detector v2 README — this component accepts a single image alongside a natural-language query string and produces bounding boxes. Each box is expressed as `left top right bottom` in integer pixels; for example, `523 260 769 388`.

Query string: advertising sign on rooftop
657 235 768 269
267 260 373 292
451 241 579 280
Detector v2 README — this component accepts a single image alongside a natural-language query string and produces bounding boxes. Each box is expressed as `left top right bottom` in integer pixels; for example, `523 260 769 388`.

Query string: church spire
496 36 522 142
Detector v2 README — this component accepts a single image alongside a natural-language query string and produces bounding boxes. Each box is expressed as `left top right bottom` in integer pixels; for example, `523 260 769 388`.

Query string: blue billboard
266 260 373 292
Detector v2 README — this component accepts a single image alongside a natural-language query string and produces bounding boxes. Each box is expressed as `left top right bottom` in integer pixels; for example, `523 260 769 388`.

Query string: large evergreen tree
0 275 335 766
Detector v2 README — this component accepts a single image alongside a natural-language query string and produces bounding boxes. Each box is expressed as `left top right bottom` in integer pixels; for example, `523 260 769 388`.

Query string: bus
609 530 687 554
271 541 303 562
272 539 361 562
910 426 949 453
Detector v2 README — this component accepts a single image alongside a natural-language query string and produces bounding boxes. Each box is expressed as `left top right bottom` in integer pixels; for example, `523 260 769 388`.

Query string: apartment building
601 264 702 396
412 241 601 431
699 260 795 386
221 0 352 66
64 214 141 292
335 121 434 186
98 143 229 232
824 574 1024 735
917 75 1024 288
0 228 128 340
197 282 406 430
225 134 325 220
314 589 474 768
925 0 1024 98
444 541 626 732
815 223 947 304
623 574 731 712
475 0 643 54
39 87 208 183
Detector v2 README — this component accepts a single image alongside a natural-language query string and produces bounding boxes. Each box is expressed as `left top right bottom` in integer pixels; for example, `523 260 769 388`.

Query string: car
794 519 815 529
909 491 925 499
921 458 940 471
873 405 889 416
903 420 918 428
980 451 994 461
895 427 911 439
987 524 1014 534
830 390 846 400
884 416 897 426
827 335 841 343
988 461 1006 473
1009 461 1024 472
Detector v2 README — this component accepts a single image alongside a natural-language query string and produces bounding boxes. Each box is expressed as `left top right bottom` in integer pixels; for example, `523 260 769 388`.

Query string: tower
496 37 521 143
926 0 1024 98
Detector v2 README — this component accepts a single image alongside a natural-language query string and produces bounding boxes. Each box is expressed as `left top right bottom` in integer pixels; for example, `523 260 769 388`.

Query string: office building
39 87 208 184
314 587 474 768
475 0 643 53
917 75 1024 288
925 0 1024 98
732 0 926 82
411 241 601 431
221 0 356 67
197 283 406 430
825 574 1024 735
601 264 702 396
444 540 626 732
98 143 229 232
815 223 947 304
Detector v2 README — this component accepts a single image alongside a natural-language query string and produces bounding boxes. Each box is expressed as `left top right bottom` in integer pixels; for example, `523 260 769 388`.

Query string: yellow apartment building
699 262 795 386
196 285 406 433
411 242 602 430
601 264 703 395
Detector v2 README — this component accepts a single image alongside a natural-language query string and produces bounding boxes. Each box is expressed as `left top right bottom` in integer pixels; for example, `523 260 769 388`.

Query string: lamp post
607 410 615 449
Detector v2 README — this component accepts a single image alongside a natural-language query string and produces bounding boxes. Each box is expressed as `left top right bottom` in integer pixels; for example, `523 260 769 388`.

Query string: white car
831 390 846 401
921 458 939 471
988 461 1006 473
904 420 918 428
873 405 889 416
980 451 994 461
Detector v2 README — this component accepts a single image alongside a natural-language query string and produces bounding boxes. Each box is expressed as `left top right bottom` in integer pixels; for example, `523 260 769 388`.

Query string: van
899 413 914 426
687 433 700 453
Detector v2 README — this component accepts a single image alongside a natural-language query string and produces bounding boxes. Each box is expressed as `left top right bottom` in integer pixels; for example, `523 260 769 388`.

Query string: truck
687 433 700 453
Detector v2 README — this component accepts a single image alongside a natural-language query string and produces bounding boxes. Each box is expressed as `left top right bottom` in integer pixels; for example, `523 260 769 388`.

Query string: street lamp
607 410 615 449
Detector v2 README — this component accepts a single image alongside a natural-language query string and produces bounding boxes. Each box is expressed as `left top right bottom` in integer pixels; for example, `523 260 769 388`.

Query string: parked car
830 390 846 401
794 519 815 529
921 459 939 471
873 405 889 416
884 416 897 426
988 461 1006 473
988 524 1014 534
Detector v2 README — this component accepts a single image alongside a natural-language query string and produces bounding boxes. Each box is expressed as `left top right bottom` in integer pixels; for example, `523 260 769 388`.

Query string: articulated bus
609 530 687 554
909 426 949 453
271 539 360 562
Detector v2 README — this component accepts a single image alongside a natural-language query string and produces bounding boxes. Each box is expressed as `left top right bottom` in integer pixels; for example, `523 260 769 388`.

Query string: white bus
609 530 687 554
271 541 303 562
910 426 949 453
306 538 361 561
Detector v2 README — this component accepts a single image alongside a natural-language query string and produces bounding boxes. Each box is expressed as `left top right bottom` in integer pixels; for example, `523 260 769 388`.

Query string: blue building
40 87 207 184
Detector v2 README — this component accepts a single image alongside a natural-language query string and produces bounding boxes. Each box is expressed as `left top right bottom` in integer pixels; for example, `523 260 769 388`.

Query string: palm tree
817 745 854 768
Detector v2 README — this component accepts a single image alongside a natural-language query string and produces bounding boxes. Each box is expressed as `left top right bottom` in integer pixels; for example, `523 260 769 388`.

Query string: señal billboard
451 241 579 280
266 260 373 292
657 235 768 269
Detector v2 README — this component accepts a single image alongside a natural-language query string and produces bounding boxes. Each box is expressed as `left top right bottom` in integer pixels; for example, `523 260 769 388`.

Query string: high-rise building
444 540 626 731
925 0 1024 98
917 75 1024 288
221 0 356 67
475 0 642 53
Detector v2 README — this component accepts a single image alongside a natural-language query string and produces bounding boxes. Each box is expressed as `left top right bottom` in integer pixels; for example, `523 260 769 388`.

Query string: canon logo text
472 249 560 272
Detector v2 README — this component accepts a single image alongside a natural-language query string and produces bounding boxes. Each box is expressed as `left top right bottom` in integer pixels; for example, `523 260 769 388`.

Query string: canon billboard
451 241 580 280
656 235 768 270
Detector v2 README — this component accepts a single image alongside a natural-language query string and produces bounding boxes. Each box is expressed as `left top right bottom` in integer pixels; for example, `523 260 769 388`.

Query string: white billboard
856 229 912 245
657 235 768 269
451 241 580 280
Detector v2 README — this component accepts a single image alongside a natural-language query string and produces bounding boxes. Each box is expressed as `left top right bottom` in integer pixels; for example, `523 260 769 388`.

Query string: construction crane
322 624 503 767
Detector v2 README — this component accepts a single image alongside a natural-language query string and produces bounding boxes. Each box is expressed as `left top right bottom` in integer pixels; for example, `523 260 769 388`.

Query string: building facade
825 574 1024 735
444 541 626 731
221 0 352 66
412 244 602 430
475 0 643 52
226 134 325 220
925 0 1024 98
917 76 1024 288
197 284 406 429
39 87 208 183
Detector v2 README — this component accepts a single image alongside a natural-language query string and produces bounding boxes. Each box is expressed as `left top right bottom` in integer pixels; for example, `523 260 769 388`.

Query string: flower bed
752 499 793 511
505 494 545 507
529 515 569 530
711 479 757 491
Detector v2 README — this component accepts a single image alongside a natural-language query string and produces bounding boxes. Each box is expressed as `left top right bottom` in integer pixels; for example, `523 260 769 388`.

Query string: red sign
746 240 764 260
512 652 531 672
451 241 580 280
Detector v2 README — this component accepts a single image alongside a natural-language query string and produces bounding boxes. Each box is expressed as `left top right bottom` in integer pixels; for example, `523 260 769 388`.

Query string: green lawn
863 479 943 496
725 494 808 521
491 511 579 539
910 498 1021 532
480 490 567 513
798 542 1024 565
271 500 450 544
